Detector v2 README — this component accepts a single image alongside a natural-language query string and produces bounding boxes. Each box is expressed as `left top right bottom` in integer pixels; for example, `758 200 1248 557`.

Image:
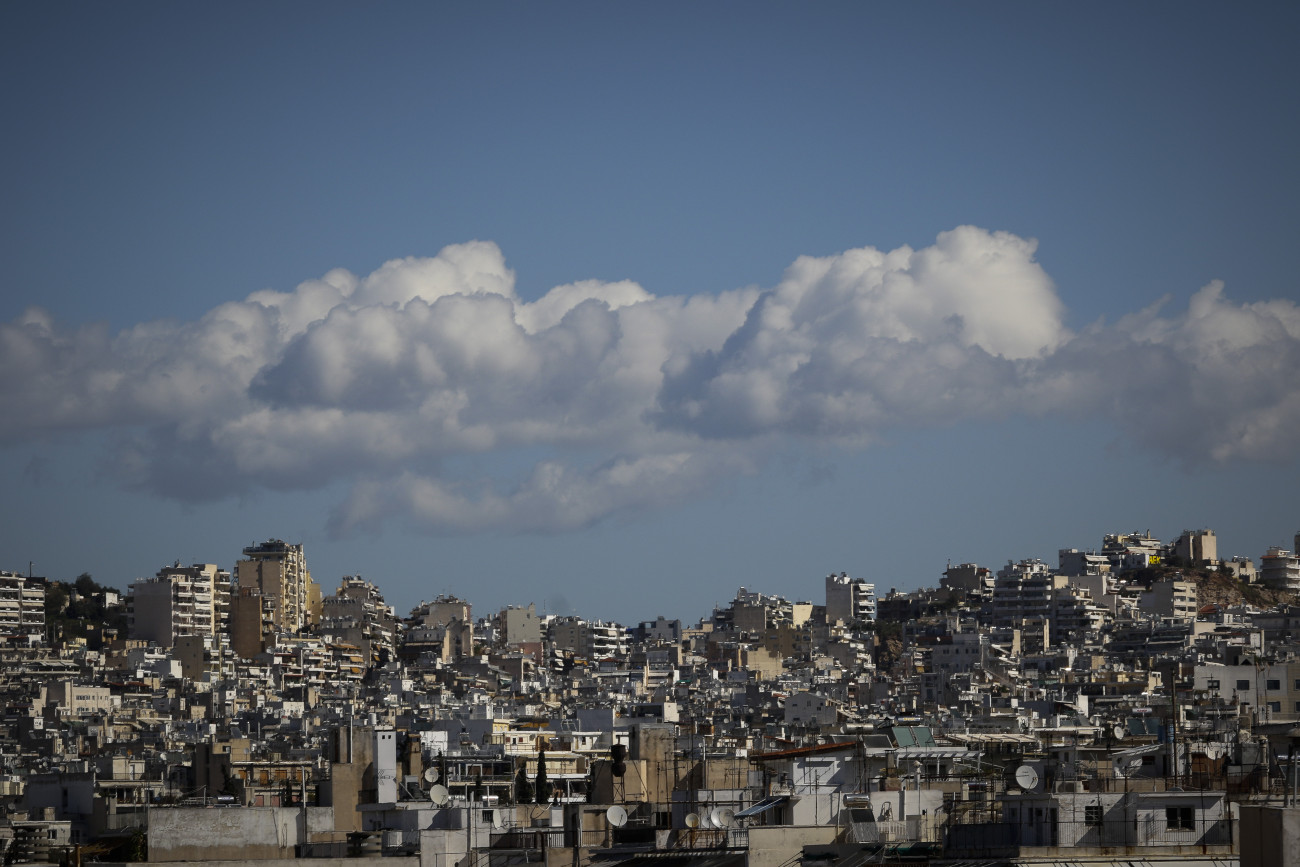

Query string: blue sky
2 2 1297 622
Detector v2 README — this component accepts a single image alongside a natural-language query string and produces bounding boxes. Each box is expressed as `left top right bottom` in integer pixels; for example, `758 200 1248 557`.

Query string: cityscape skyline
2 4 1298 623
11 519 1298 628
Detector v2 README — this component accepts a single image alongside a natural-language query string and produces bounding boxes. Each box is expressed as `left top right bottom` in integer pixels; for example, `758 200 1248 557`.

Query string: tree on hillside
43 573 128 644
44 582 69 618
75 572 97 596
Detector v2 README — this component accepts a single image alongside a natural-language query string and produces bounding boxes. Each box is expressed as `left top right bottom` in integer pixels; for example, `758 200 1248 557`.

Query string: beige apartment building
1195 660 1300 723
234 540 320 634
129 562 229 648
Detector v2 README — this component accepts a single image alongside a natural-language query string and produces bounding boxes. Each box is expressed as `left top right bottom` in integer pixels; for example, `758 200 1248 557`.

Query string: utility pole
1171 685 1180 789
466 790 474 867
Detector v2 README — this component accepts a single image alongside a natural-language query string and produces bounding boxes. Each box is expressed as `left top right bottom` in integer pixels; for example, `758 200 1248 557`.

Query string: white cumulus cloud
2 228 1296 535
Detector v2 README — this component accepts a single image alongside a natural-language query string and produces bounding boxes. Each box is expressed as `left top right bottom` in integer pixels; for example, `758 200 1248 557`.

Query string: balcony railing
945 816 1234 851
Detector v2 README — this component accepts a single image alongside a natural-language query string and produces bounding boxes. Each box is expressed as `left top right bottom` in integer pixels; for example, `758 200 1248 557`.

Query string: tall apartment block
0 572 46 645
318 576 398 666
1261 541 1300 591
129 563 230 648
825 572 877 624
235 540 319 635
1172 528 1218 565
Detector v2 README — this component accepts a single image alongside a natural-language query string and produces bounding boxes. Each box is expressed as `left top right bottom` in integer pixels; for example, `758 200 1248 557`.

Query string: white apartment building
825 573 877 623
129 563 228 648
990 559 1054 627
588 621 628 658
1260 545 1300 591
1103 530 1164 571
929 629 987 679
549 617 629 659
940 562 995 599
46 681 116 716
784 690 839 727
318 576 397 665
1058 548 1112 578
992 560 1107 641
1051 586 1110 637
0 572 45 644
1139 576 1199 621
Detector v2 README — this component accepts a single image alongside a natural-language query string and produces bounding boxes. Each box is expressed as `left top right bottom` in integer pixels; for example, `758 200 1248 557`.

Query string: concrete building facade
1261 546 1300 591
234 540 319 638
129 562 228 648
0 572 45 644
1172 528 1218 565
825 573 877 624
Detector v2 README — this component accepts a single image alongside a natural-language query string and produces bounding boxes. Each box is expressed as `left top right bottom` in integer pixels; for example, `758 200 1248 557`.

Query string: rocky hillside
1129 564 1296 610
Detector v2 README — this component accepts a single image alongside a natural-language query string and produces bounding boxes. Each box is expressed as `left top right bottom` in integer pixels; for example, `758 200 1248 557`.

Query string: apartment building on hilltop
234 540 320 634
825 573 878 624
0 571 45 645
129 563 229 648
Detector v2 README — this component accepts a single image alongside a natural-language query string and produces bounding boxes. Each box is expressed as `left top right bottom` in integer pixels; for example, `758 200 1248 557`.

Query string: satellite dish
684 812 700 829
1113 725 1126 741
699 811 715 828
430 784 450 806
606 805 628 828
711 807 735 828
1014 765 1040 792
424 768 439 783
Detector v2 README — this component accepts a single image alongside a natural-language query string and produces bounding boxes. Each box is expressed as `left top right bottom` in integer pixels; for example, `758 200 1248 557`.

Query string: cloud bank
3 227 1297 534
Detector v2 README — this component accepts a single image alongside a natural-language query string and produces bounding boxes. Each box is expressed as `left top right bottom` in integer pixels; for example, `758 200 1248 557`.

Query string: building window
1270 701 1282 713
1237 680 1251 690
1166 806 1194 831
1085 805 1103 826
1268 679 1281 691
